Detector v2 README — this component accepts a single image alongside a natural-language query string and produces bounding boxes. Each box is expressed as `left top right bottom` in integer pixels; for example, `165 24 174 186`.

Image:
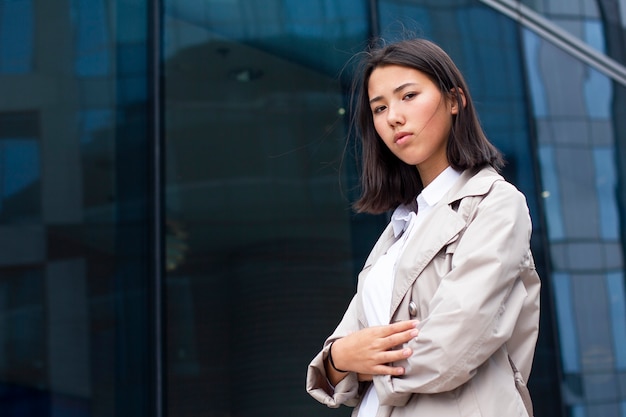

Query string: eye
403 92 417 100
372 105 386 114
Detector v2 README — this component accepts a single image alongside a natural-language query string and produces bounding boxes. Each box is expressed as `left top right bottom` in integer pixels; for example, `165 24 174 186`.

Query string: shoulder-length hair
351 38 504 214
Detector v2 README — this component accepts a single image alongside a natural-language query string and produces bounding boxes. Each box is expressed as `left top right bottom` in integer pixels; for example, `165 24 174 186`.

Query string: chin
398 157 422 167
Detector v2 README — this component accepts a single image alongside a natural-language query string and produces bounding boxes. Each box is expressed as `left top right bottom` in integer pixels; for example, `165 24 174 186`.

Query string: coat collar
388 206 466 315
387 166 504 317
446 166 503 205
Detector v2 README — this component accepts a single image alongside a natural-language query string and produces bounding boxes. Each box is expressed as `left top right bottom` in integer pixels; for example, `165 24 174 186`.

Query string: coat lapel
387 166 503 318
388 205 466 316
357 167 504 323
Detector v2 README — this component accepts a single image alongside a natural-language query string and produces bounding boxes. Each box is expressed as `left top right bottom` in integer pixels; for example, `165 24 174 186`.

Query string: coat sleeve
306 295 363 408
373 181 536 405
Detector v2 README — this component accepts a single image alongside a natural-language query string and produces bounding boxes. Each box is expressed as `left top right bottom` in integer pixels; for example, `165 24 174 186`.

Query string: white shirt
358 166 461 417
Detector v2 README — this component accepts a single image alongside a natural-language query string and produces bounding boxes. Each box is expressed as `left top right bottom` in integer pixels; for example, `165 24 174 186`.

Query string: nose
387 104 404 126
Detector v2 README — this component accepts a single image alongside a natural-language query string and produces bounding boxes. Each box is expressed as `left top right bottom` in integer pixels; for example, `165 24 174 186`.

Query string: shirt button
409 301 418 317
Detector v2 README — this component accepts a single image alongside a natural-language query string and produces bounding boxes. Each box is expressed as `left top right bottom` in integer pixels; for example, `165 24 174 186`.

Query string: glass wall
162 1 375 416
523 15 626 417
520 0 607 51
0 0 154 416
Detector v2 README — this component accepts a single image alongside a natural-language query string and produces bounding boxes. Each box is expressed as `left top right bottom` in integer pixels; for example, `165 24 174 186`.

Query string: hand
331 320 419 380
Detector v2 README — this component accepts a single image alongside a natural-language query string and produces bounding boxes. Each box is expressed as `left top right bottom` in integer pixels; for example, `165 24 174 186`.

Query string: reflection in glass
552 272 581 374
72 0 110 77
521 4 626 414
606 272 626 371
0 138 40 222
593 148 619 240
523 30 549 117
0 0 33 73
584 67 611 118
0 1 153 416
538 145 565 240
164 1 369 416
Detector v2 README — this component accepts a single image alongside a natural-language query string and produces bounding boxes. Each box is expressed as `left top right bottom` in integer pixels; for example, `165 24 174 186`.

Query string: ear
449 88 466 115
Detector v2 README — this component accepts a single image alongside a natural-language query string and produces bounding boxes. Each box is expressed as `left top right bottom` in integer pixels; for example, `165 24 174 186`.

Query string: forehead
367 65 435 94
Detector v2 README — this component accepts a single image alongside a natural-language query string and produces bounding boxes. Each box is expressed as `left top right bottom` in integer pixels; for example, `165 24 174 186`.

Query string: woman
306 39 540 417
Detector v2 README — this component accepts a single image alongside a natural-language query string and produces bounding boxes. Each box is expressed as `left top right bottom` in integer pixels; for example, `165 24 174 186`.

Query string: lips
394 131 412 144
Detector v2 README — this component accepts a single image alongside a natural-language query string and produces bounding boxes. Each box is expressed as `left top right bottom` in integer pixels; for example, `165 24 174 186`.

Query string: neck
417 163 449 187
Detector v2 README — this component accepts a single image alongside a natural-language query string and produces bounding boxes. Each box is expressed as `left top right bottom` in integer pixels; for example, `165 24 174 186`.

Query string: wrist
328 341 348 373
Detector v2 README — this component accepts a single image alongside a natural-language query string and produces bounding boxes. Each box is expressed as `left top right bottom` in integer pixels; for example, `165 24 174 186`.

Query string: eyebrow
369 82 417 104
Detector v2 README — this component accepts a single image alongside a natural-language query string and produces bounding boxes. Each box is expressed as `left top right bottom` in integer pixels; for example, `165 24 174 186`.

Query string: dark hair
351 38 504 214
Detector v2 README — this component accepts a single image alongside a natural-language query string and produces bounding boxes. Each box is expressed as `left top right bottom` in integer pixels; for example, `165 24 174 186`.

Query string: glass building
0 0 625 416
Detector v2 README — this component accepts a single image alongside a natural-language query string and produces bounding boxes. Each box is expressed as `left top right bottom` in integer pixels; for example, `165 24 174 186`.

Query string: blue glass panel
283 0 367 39
0 139 40 221
593 148 620 240
79 109 114 144
71 0 110 76
539 145 565 240
115 0 147 42
118 43 148 75
0 268 46 414
0 0 153 416
583 66 611 119
0 139 41 213
606 272 626 370
522 29 548 117
1 139 39 200
0 0 33 73
163 1 371 416
553 272 581 373
379 2 431 37
118 75 148 103
4 268 43 368
584 19 605 54
166 0 367 77
572 404 587 417
283 1 325 36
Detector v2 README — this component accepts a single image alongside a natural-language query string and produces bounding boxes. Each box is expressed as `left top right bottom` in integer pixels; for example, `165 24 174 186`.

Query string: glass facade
0 0 154 415
162 2 371 416
0 1 625 416
522 5 626 415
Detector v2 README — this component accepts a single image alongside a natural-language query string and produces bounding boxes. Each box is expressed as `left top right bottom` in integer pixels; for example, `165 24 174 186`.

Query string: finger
387 320 420 333
398 327 420 342
378 346 412 364
369 320 416 338
373 364 406 376
371 320 418 341
380 327 419 350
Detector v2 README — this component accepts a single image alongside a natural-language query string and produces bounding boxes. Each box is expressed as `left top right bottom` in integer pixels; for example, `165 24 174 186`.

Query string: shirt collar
391 204 415 237
391 166 462 237
420 166 462 209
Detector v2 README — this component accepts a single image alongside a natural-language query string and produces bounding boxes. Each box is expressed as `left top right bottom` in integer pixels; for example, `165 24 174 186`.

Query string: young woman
306 39 541 417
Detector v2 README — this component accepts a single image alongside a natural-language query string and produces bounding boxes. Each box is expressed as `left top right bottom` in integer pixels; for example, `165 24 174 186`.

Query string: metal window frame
148 0 165 416
479 0 626 86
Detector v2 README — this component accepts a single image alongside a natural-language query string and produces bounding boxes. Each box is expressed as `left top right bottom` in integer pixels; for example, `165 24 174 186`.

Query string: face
367 64 459 185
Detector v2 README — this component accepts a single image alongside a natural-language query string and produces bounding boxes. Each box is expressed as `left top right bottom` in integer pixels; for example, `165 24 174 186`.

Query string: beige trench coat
307 167 541 417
